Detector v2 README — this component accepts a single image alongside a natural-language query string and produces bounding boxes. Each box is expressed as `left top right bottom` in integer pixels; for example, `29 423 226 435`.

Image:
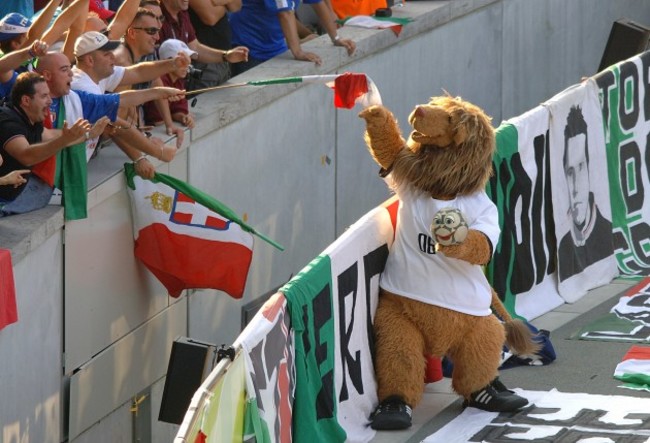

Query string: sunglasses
131 26 160 35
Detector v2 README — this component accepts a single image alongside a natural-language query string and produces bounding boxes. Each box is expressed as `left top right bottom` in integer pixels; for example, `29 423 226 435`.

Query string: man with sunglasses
114 8 185 145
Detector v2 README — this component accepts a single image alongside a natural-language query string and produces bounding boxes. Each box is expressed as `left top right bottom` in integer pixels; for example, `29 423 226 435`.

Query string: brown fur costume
359 96 539 408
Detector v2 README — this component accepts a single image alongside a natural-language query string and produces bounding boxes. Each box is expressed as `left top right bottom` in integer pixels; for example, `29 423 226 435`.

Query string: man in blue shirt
229 0 355 75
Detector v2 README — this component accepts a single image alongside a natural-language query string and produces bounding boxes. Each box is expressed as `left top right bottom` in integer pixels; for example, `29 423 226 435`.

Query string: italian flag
614 345 650 392
125 164 261 299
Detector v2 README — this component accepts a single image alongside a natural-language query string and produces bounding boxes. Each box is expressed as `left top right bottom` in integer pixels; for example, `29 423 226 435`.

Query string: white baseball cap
158 39 198 60
74 31 120 57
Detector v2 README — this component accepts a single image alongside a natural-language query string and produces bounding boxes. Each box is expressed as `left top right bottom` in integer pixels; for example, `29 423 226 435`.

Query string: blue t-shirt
0 71 17 103
229 0 321 61
50 90 120 126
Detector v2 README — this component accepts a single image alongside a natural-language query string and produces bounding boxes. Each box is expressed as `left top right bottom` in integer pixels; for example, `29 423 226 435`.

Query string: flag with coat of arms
124 163 282 299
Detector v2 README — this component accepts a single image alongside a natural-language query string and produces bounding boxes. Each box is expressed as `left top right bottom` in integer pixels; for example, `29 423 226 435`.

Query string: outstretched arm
118 87 185 108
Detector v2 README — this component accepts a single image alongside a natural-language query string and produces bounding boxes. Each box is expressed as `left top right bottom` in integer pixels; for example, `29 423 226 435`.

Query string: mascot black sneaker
369 396 413 430
466 383 528 412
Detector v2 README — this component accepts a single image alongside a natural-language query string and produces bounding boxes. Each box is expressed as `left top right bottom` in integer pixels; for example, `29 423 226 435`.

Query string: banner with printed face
595 51 650 276
487 106 565 320
544 79 618 301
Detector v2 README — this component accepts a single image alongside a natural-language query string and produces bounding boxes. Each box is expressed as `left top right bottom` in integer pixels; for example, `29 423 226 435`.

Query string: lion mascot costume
359 96 540 431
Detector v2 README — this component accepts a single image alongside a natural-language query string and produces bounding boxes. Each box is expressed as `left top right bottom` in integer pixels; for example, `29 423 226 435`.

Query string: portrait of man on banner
556 105 613 281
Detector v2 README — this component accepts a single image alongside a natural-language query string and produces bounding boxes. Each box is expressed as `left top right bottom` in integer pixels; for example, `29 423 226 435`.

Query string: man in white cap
72 31 190 172
72 30 190 97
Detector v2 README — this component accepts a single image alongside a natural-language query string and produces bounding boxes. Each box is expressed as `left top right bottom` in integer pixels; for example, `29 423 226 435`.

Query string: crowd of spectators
0 0 357 219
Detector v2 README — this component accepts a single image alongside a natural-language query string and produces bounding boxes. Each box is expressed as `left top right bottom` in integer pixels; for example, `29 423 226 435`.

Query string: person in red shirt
144 39 195 128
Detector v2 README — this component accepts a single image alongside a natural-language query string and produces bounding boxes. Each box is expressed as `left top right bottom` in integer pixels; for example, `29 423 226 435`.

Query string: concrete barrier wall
1 0 648 440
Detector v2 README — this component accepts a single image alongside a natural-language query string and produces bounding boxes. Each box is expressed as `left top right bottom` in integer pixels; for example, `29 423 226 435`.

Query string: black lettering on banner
619 61 640 132
337 263 361 402
336 244 389 403
613 228 645 274
310 286 335 421
418 233 436 254
363 245 389 365
491 153 535 295
470 424 562 442
470 426 648 443
532 132 552 284
641 51 650 123
595 69 616 143
248 340 267 395
627 219 650 266
493 406 650 430
467 406 650 442
542 130 557 275
620 140 644 213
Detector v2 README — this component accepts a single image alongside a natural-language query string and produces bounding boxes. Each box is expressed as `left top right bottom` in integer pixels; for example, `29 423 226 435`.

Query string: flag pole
185 74 343 96
185 82 249 95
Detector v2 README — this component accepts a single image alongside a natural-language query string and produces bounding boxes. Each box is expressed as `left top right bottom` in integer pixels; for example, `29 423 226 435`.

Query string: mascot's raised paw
358 104 391 123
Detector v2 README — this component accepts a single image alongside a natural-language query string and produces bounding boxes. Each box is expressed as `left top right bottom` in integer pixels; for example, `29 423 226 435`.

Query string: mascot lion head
391 95 495 200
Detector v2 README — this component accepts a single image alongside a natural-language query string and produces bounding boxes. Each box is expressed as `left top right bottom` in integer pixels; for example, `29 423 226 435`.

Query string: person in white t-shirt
71 31 187 176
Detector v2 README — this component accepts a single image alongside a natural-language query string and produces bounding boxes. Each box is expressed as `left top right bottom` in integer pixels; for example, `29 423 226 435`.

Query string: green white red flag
614 345 650 392
124 164 281 298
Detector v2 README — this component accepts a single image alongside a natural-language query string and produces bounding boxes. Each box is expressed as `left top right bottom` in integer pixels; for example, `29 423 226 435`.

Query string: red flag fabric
125 165 254 299
193 430 207 443
0 249 18 330
333 73 369 109
31 110 56 186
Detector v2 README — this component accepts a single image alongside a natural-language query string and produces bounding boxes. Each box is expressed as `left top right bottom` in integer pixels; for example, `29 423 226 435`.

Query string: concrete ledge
0 205 63 264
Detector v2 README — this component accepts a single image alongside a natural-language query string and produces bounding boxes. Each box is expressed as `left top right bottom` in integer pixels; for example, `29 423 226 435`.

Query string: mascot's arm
437 229 491 265
359 105 406 171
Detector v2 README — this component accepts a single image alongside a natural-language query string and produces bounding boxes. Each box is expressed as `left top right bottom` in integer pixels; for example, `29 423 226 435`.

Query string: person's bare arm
107 0 141 40
118 87 185 108
278 10 321 64
150 77 185 148
0 170 30 187
311 1 355 55
296 18 317 42
120 56 190 86
186 39 248 64
0 41 48 83
110 131 157 179
5 118 91 166
110 125 177 162
23 0 63 48
40 0 89 47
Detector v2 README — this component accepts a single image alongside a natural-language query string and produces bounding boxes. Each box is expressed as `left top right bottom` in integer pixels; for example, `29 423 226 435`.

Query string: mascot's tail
490 290 542 356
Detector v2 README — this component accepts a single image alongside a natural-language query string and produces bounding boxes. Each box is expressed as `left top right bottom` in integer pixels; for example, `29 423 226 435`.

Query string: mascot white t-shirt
380 183 500 316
